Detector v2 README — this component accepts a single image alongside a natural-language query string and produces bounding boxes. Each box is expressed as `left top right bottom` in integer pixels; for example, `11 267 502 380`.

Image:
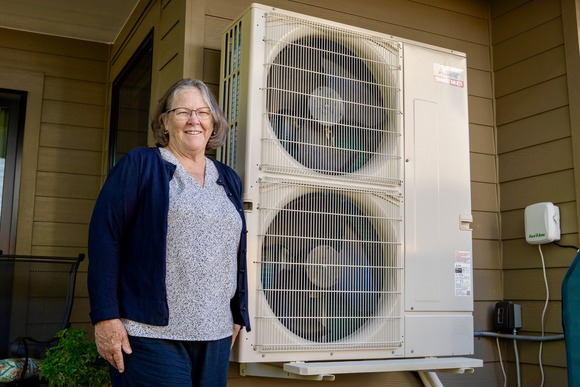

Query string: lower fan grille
255 179 402 352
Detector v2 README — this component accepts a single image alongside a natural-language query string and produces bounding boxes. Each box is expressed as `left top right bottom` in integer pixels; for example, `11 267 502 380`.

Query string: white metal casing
219 3 474 364
402 43 474 357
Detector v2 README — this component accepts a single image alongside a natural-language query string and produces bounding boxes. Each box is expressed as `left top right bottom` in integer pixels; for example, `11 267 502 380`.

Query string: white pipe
418 371 444 387
514 331 521 387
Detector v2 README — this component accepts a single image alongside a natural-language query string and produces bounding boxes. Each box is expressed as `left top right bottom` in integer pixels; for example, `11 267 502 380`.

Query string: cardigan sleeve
87 150 143 324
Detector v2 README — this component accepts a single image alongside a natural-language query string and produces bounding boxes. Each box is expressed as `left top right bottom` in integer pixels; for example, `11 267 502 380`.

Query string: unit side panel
403 43 473 313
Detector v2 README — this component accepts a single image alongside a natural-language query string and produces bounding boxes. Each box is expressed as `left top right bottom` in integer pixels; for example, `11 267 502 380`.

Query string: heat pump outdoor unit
219 3 474 367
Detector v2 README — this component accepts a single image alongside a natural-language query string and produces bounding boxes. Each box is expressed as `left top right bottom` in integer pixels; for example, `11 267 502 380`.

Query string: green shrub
40 328 110 387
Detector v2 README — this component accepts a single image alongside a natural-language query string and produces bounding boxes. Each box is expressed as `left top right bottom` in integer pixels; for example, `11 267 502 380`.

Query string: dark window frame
0 89 27 254
109 30 154 170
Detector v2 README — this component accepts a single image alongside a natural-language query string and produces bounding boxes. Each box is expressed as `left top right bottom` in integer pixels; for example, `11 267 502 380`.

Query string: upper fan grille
262 13 402 185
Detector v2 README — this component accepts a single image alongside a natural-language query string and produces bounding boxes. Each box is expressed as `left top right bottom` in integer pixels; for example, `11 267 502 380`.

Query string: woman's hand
94 318 132 372
231 324 241 348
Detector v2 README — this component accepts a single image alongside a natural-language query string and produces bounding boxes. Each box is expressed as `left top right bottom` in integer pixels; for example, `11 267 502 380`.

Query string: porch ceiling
0 0 140 43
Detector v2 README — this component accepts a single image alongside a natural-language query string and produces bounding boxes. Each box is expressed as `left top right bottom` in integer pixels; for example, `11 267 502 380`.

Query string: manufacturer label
434 63 465 88
455 250 471 296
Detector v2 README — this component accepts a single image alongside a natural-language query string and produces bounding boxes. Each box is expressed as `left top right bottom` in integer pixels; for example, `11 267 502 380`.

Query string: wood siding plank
34 197 94 224
499 138 573 182
160 0 183 38
36 171 102 200
439 363 503 387
37 148 102 176
0 28 108 60
517 341 566 367
494 46 567 98
43 77 107 105
500 170 576 211
30 246 88 259
517 363 567 386
468 68 493 99
496 76 569 126
469 124 496 155
493 17 564 70
502 234 577 269
503 267 568 300
497 106 571 154
41 100 105 128
470 153 497 183
474 301 500 331
70 297 90 323
412 0 489 18
159 21 182 72
516 300 565 334
472 211 500 240
39 124 104 152
490 0 528 19
74 272 89 298
474 269 503 300
500 209 525 241
31 222 89 248
471 182 499 212
203 48 221 85
468 96 495 126
473 239 501 270
491 0 562 44
204 14 228 50
0 46 107 82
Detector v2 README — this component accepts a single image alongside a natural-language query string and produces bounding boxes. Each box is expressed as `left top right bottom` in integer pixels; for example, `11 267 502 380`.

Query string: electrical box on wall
493 301 522 332
524 202 560 245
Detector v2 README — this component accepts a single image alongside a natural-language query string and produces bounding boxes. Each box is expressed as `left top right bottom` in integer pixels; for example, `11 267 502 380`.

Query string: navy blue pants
109 336 231 387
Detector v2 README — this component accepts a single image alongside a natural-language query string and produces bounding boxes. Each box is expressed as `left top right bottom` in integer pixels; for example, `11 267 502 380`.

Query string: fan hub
305 245 341 288
308 86 344 129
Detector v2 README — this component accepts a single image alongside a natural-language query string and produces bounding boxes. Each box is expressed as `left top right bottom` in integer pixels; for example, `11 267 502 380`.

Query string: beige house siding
3 0 579 385
494 0 575 385
0 28 109 332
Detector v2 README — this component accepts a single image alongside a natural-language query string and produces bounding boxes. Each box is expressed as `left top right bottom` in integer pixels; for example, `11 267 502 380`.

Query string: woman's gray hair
151 78 229 149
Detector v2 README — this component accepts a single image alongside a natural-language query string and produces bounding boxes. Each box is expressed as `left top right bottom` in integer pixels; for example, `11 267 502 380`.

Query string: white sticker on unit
434 63 465 88
454 250 471 296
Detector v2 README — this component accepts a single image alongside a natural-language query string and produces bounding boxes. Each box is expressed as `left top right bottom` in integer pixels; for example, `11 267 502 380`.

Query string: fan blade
320 55 384 127
323 213 382 341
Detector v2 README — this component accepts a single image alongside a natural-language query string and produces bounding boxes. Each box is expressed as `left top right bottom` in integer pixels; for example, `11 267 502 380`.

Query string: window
109 31 153 169
0 90 26 254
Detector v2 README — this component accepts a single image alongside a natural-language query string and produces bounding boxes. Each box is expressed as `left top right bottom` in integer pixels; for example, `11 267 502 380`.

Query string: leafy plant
40 328 110 387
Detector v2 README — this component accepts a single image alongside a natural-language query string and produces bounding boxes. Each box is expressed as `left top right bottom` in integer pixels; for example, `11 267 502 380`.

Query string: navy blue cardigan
87 147 250 331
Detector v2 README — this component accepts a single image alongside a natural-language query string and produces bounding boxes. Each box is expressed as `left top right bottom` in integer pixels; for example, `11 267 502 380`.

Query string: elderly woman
88 78 250 387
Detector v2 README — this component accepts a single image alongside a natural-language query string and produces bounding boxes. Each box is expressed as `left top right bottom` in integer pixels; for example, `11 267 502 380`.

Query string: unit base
239 357 483 381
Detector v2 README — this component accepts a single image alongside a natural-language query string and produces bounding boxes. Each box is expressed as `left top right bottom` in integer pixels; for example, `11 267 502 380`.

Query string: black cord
553 241 579 250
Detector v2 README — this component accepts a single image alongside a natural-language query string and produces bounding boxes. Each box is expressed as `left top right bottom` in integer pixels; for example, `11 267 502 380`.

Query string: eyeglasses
166 107 212 121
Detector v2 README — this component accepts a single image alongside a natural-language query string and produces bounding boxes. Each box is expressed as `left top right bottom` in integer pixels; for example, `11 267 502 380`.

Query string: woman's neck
167 146 206 186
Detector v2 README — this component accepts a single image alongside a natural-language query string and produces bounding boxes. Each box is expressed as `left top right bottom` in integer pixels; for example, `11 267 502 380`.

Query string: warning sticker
434 63 465 88
454 250 471 296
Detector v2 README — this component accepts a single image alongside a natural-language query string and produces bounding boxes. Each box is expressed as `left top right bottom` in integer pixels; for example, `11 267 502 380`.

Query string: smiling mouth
184 130 203 135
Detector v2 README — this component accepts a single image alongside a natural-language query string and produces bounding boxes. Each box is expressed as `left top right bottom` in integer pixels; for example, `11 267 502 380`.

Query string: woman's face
163 87 213 156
